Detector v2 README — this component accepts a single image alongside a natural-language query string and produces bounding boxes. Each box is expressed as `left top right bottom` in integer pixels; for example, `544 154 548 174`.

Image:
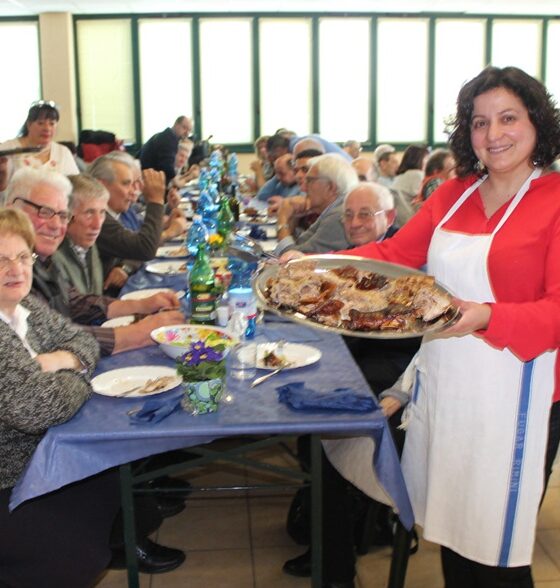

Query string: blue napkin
277 382 377 413
129 389 183 425
249 225 268 240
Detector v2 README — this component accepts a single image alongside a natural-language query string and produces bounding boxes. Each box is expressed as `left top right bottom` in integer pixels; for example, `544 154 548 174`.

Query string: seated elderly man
87 153 165 280
54 174 111 295
282 183 420 587
254 152 299 207
276 153 358 258
6 168 183 357
352 156 376 182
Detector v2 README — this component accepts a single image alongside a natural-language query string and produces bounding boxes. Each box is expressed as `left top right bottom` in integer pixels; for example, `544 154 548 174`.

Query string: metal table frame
118 434 413 588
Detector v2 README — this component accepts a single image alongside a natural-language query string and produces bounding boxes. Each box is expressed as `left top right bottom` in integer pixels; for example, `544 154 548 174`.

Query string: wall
38 13 77 142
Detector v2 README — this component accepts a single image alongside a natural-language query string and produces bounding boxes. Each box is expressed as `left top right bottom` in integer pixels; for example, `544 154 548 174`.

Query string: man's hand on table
267 196 283 215
161 211 188 242
103 266 129 291
142 169 166 205
112 310 185 354
276 196 309 240
278 250 305 263
166 186 181 209
106 291 180 318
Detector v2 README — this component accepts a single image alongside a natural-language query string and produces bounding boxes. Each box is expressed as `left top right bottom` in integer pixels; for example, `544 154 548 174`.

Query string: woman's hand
36 351 83 372
443 299 492 337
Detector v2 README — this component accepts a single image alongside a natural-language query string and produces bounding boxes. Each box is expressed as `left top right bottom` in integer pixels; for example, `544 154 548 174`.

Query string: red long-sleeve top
344 173 560 402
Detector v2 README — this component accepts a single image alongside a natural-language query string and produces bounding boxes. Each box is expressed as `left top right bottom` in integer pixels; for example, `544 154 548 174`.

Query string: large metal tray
254 254 460 339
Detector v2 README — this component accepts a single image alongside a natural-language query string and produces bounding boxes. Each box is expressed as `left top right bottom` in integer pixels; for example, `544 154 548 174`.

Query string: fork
250 362 292 388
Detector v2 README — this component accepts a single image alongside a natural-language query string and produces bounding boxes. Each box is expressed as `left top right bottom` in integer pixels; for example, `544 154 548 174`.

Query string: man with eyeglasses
6 167 184 357
282 183 420 586
276 153 357 259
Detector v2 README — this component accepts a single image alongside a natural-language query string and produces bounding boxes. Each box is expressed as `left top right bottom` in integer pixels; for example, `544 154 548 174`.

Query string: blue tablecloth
12 313 413 529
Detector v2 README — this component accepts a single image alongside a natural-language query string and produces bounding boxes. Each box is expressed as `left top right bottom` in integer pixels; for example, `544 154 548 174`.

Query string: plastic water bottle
227 311 257 380
186 214 209 257
227 257 258 339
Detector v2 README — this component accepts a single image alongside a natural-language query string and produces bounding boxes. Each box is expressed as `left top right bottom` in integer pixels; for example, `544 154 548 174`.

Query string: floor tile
533 540 560 582
157 500 251 551
539 487 560 530
538 529 560 572
249 493 295 548
151 549 253 588
253 546 312 588
94 569 151 588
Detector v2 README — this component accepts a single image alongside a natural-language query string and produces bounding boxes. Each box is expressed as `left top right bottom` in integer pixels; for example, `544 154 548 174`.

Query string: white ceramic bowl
150 323 238 360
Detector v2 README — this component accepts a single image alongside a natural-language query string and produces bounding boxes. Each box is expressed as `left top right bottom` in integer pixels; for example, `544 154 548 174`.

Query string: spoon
250 362 292 388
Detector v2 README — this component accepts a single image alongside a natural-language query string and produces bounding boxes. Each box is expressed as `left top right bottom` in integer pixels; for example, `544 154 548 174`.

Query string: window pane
0 22 40 141
199 18 253 143
377 18 428 143
434 19 486 143
545 21 560 107
139 18 193 142
259 18 312 137
76 19 135 143
319 18 369 143
492 20 542 77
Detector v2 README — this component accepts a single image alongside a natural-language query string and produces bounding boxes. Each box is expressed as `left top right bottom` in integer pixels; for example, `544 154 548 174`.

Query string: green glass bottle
189 242 216 325
216 194 234 239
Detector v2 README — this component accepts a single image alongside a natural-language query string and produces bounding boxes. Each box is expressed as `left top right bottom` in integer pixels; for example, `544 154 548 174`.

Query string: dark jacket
139 127 179 184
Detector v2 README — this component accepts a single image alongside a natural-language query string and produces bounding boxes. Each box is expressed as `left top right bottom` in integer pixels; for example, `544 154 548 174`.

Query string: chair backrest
78 129 120 162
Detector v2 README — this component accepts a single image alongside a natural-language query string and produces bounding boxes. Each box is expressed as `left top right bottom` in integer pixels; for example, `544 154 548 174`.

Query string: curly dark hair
449 66 560 178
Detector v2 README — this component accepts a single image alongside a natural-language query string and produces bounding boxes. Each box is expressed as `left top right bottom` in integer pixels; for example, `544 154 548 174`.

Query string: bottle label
191 293 216 324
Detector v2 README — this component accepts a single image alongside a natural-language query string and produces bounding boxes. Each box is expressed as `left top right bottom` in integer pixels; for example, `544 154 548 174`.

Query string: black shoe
149 476 192 500
286 488 311 545
156 496 186 519
283 549 311 578
109 538 186 574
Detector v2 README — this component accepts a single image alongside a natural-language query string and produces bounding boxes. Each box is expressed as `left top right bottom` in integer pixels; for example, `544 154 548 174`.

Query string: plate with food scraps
239 209 276 225
145 260 188 275
91 366 182 398
120 288 186 301
156 245 189 258
255 254 460 340
254 342 321 370
101 315 137 327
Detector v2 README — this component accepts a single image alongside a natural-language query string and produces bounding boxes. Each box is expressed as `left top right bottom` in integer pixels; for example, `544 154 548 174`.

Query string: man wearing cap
374 144 399 187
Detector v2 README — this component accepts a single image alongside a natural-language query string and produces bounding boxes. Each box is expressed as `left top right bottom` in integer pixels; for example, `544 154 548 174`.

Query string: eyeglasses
30 100 58 110
305 175 329 184
343 210 386 222
14 197 70 223
0 251 37 272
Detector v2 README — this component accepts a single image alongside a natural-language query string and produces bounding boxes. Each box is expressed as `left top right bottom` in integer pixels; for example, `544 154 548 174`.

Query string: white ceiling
1 0 560 16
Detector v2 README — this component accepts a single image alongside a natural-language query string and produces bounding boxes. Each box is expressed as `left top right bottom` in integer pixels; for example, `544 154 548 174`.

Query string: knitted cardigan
0 295 99 490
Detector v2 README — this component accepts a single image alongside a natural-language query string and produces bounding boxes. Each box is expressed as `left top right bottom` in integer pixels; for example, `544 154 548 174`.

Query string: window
199 18 253 143
318 17 370 142
492 19 542 77
376 18 429 143
0 22 40 141
76 19 135 143
259 18 312 137
433 19 486 143
138 18 193 142
545 21 560 106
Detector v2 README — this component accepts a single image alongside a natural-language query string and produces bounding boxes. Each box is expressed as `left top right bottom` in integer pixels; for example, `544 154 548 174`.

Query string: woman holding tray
339 66 560 587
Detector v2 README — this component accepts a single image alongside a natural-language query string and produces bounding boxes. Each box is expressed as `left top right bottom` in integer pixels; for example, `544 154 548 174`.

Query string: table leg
387 519 413 588
310 434 323 588
119 463 140 588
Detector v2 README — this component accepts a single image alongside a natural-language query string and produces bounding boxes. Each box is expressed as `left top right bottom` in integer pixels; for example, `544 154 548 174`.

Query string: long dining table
11 260 415 588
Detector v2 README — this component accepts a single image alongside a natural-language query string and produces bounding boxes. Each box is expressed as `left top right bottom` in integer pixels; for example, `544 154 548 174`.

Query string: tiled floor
95 445 560 588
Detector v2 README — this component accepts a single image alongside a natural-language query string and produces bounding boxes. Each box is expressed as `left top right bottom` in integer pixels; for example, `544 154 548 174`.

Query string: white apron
401 169 557 567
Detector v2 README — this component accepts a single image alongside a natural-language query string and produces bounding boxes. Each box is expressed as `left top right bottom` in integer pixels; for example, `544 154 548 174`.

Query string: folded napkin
277 382 377 413
249 226 268 240
129 389 183 425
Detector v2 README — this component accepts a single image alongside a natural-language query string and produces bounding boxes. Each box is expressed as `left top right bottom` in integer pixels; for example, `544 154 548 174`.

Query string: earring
475 160 485 173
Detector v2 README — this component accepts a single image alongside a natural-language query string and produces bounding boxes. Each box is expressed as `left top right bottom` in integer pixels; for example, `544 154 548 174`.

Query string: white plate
156 245 189 258
91 366 182 398
145 260 187 275
254 343 321 370
101 315 136 327
239 212 277 225
120 288 186 300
